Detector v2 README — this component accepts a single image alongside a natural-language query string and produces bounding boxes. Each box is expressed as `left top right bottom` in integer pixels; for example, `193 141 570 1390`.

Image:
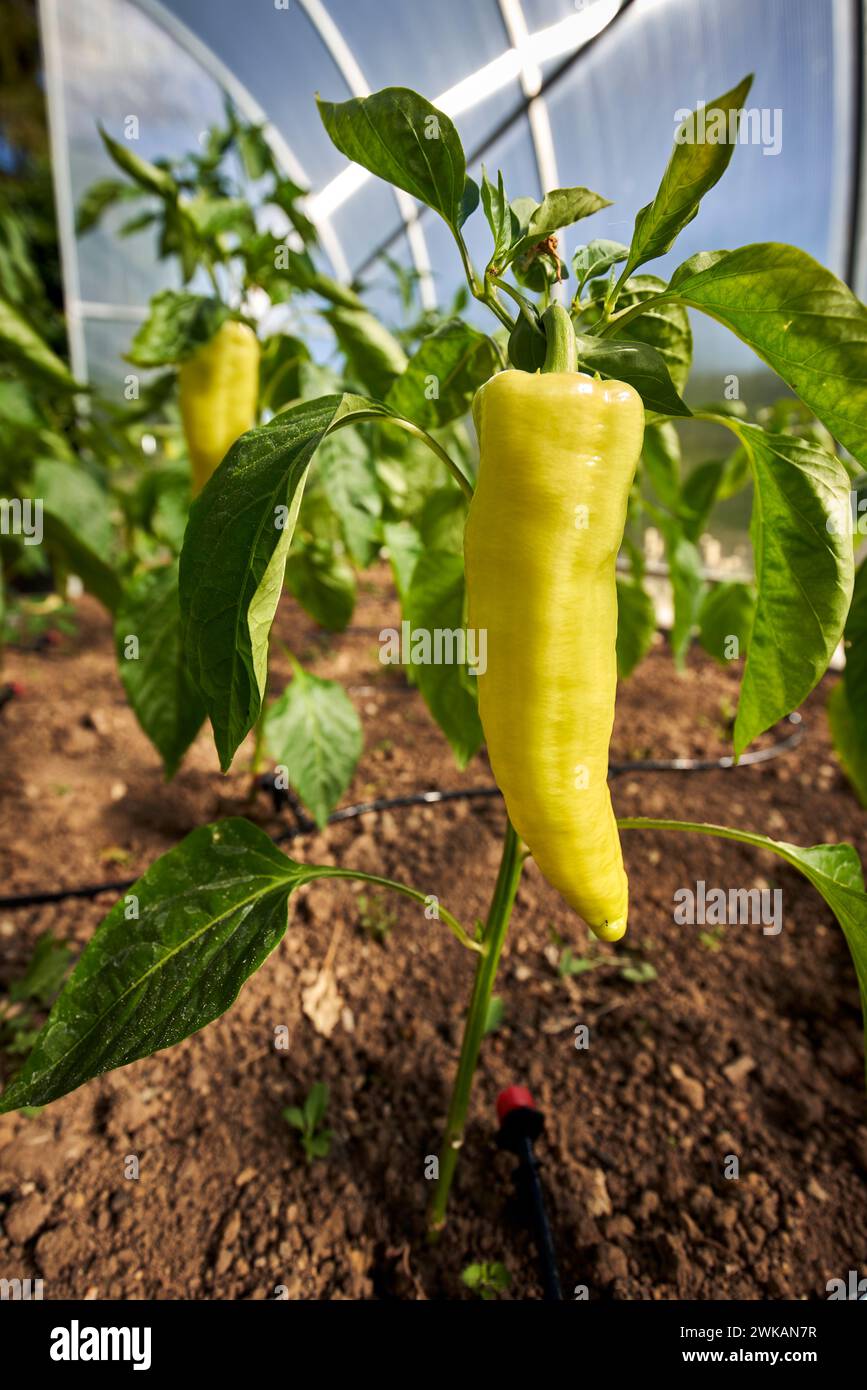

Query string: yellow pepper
464 308 644 941
179 320 260 494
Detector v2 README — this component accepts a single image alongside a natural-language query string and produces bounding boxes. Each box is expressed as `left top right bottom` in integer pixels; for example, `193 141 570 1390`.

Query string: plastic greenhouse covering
43 0 865 391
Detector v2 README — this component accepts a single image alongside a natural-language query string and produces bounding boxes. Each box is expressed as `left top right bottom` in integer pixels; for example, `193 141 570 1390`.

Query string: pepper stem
427 818 524 1238
540 302 577 374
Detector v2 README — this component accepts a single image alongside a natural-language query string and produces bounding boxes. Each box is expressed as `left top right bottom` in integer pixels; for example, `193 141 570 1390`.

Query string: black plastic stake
496 1086 562 1301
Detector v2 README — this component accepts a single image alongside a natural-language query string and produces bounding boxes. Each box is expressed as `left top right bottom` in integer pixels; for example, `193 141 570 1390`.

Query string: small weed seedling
0 933 72 1061
357 892 397 944
461 1261 511 1300
283 1082 333 1164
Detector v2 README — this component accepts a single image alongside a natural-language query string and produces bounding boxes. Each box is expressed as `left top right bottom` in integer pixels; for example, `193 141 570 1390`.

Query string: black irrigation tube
0 714 804 911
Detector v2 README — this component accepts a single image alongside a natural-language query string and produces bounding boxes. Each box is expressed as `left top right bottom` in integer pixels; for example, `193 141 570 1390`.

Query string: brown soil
0 574 865 1301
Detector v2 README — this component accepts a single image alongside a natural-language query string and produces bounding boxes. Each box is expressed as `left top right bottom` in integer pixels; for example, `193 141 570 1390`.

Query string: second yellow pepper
179 319 260 495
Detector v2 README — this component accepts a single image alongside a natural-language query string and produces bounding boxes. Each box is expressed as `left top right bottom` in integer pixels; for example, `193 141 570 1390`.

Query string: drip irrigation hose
0 713 803 911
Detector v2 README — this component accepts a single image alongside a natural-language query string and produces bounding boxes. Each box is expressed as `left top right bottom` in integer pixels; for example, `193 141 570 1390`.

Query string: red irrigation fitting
495 1085 561 1301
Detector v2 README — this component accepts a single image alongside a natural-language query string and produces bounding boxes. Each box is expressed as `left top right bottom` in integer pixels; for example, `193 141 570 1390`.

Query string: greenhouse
1 0 867 1335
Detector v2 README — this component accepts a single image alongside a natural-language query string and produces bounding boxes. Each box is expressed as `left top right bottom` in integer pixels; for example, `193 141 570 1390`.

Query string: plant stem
310 867 481 955
601 291 671 337
388 418 475 500
541 303 577 373
454 228 515 333
246 702 268 801
427 817 524 1237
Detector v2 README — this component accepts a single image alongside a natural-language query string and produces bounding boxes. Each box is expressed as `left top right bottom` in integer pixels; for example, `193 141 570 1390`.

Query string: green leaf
828 683 867 807
660 517 706 668
386 320 499 429
98 125 177 198
459 176 480 228
0 820 319 1113
509 187 611 262
185 195 255 241
841 558 867 727
616 577 656 678
127 290 229 367
34 460 121 612
617 817 867 1081
402 550 483 767
10 934 72 1007
481 167 517 269
236 124 275 182
622 74 753 278
697 580 755 665
641 421 682 511
313 428 381 567
578 274 692 393
180 397 343 769
830 558 867 805
419 485 467 555
667 244 867 468
180 393 449 770
282 1105 305 1131
0 379 41 430
264 246 363 309
574 332 691 418
131 464 190 551
573 239 629 295
307 1131 333 1159
35 459 113 555
115 563 206 779
269 179 317 246
0 296 78 390
317 87 468 234
260 333 311 412
159 203 199 284
285 542 356 632
620 960 657 984
324 306 408 397
264 664 361 827
303 1080 330 1130
76 178 145 235
733 424 853 755
680 458 726 541
383 520 423 606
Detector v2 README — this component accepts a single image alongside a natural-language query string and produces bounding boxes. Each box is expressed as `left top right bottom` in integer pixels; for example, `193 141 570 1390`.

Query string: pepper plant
4 80 867 1248
73 106 477 821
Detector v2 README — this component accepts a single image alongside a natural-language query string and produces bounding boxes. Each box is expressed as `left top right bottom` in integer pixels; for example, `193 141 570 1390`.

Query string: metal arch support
496 0 559 195
296 0 437 306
